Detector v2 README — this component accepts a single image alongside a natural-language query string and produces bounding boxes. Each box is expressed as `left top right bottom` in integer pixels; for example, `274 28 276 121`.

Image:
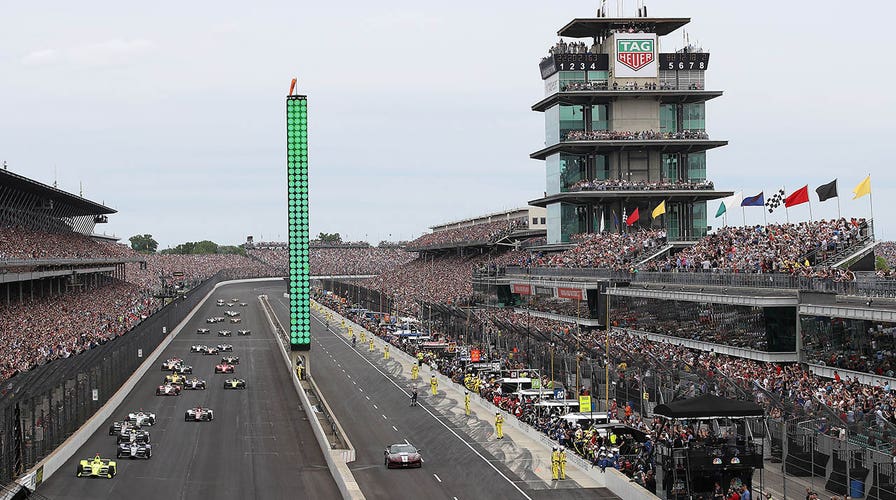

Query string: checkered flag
765 188 785 213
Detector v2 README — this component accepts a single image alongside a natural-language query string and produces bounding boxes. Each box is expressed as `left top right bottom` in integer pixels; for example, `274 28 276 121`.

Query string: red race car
214 363 235 374
384 443 423 469
156 384 182 396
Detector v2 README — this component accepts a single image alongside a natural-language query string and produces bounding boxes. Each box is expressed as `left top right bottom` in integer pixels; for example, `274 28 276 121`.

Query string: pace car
196 328 210 334
77 455 116 478
117 442 152 459
126 410 155 427
384 443 423 468
237 330 251 336
182 377 207 390
221 355 239 365
224 378 246 389
229 317 241 324
218 330 232 337
214 363 235 374
217 344 233 352
116 428 150 444
156 383 182 396
185 406 214 421
161 358 184 371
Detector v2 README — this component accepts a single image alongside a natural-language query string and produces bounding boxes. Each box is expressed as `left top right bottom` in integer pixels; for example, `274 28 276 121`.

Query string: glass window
545 153 561 196
686 152 706 181
560 105 584 141
561 203 586 243
682 103 705 131
591 104 608 131
559 154 586 192
802 317 896 377
547 203 562 244
660 104 678 133
691 201 707 240
662 154 679 181
540 217 546 224
532 217 538 225
545 105 560 146
559 71 585 91
593 154 609 181
587 70 609 82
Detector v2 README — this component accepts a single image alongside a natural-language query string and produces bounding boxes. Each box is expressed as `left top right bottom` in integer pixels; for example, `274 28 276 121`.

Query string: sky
1 1 895 248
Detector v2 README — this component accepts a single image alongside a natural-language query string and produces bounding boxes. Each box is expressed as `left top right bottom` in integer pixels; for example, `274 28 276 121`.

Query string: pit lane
38 281 339 499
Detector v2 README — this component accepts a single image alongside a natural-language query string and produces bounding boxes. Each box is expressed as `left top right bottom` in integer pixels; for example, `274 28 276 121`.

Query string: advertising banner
556 287 586 301
511 283 533 295
614 33 657 78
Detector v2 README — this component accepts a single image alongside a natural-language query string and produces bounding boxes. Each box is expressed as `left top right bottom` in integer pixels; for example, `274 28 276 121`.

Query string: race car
216 299 225 306
218 330 232 337
161 358 184 371
206 317 225 324
202 346 219 355
225 311 239 317
117 441 152 459
126 410 156 427
221 355 239 365
185 406 214 421
156 383 182 396
116 428 150 444
224 378 247 389
229 317 242 324
230 297 239 302
182 377 207 390
191 344 210 353
77 454 116 478
239 302 248 307
108 420 133 436
214 363 235 374
217 344 233 352
172 363 193 374
165 372 186 385
196 328 210 334
384 443 423 469
237 330 251 336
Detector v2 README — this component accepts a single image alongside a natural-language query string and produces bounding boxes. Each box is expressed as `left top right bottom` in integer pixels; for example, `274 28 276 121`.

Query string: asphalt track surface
38 282 339 500
263 285 617 500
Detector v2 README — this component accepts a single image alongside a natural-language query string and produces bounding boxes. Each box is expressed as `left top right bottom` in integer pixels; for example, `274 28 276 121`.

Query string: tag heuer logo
616 39 655 71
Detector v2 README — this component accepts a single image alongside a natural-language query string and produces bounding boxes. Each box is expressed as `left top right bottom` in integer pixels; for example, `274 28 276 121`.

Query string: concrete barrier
260 296 364 500
19 278 268 489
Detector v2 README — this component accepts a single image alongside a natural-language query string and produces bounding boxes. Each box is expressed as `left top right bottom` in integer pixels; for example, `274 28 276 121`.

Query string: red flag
784 185 809 207
625 207 640 226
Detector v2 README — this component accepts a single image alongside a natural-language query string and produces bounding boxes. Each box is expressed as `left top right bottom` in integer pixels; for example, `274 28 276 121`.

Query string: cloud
20 39 155 68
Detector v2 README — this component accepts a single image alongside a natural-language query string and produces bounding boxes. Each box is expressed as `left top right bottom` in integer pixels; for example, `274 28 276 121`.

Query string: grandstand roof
531 90 724 113
0 169 116 216
557 18 691 38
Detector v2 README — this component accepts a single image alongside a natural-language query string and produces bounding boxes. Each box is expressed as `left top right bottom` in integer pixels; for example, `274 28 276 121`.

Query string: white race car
126 411 156 427
217 344 233 352
197 328 210 334
185 407 214 422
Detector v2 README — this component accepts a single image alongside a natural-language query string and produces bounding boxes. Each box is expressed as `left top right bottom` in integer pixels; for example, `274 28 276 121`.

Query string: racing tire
147 449 152 458
185 415 190 421
109 465 116 477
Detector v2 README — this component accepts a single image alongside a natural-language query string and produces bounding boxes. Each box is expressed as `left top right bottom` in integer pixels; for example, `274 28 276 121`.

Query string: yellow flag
651 200 666 219
852 175 871 199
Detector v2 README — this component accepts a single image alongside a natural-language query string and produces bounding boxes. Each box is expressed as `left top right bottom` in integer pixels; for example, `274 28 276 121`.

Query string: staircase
636 244 673 266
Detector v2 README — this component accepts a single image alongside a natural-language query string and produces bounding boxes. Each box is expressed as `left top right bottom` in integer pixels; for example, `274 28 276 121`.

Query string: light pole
550 341 555 391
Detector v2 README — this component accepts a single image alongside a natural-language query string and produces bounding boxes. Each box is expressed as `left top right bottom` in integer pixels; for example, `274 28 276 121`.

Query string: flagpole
808 196 813 222
783 185 789 224
836 179 841 220
868 173 875 234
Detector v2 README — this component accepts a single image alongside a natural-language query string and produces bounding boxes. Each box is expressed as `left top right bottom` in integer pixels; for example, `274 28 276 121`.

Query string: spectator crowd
567 179 714 192
407 219 527 250
565 129 709 141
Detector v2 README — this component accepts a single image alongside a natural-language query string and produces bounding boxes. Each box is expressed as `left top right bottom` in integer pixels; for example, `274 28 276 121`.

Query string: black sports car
384 443 423 468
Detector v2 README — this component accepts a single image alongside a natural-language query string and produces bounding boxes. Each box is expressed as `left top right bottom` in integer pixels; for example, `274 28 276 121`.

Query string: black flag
816 179 838 202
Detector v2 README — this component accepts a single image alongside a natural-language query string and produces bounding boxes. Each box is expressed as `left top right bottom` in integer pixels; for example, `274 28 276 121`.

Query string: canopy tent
653 394 764 420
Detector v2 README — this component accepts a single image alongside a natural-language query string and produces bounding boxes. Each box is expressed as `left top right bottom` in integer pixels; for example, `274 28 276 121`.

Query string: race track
38 281 339 500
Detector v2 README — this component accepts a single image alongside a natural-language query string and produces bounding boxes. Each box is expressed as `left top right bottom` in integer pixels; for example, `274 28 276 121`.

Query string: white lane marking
373 404 378 409
347 374 351 379
359 388 363 393
365 396 370 400
392 425 398 431
381 414 387 420
312 313 533 500
433 474 442 483
352 381 357 385
404 439 410 445
453 497 458 500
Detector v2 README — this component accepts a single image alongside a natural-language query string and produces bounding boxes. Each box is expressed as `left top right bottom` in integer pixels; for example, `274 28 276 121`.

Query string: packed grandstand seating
0 226 135 260
567 179 714 192
407 218 528 250
247 246 416 276
564 129 709 141
500 230 667 270
641 219 869 275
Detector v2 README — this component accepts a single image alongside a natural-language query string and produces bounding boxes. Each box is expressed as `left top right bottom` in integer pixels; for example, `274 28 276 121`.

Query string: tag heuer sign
617 38 655 71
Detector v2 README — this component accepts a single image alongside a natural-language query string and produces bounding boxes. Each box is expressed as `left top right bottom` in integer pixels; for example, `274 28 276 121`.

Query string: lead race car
185 406 214 422
117 441 152 459
77 454 117 478
384 443 423 469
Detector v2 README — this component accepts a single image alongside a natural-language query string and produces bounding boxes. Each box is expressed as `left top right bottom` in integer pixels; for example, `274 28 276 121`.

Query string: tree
129 234 158 253
317 232 341 243
876 256 890 272
191 240 218 254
